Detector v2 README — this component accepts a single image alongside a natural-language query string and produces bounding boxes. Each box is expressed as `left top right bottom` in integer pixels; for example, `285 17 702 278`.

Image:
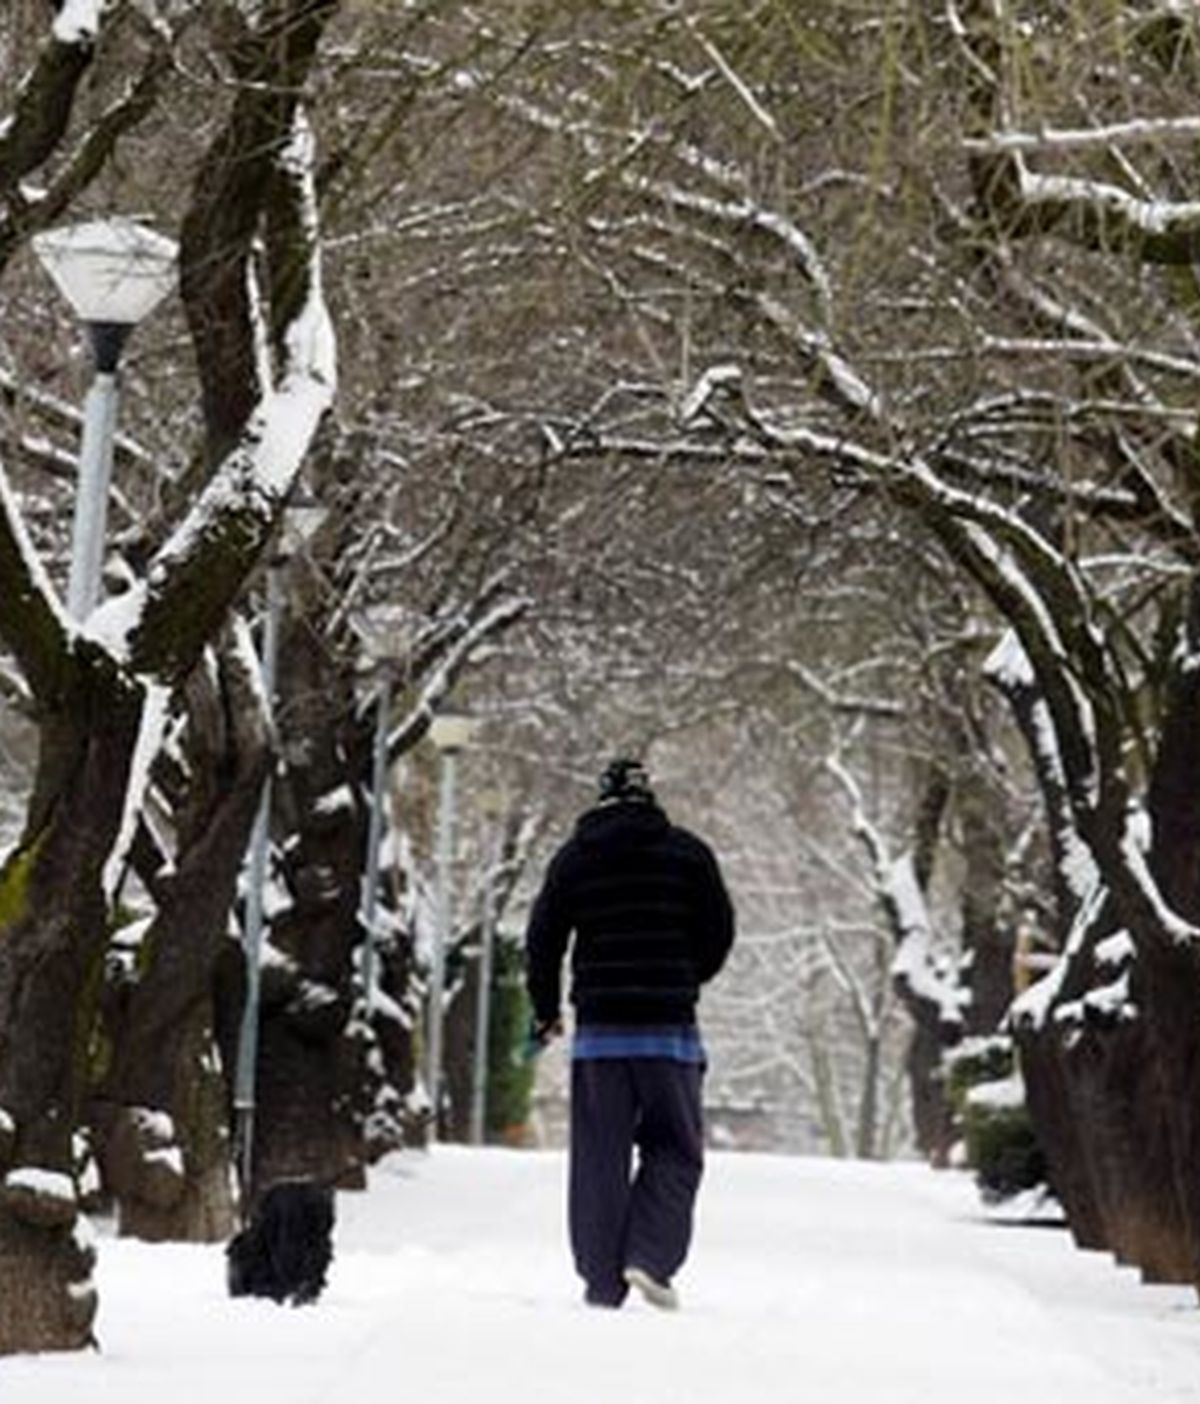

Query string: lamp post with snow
427 712 477 1141
32 217 177 620
233 494 329 1201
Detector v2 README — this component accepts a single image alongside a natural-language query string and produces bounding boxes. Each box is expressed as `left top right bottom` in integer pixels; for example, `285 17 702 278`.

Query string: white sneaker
624 1265 679 1311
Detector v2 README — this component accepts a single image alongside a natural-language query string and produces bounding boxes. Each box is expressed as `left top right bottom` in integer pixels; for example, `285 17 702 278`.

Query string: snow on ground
3 1148 1200 1403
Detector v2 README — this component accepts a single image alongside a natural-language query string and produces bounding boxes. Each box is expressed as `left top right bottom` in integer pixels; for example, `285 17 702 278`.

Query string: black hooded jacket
525 800 735 1027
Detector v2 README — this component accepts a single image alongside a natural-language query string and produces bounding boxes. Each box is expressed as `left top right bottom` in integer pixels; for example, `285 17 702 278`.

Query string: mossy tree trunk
0 650 144 1351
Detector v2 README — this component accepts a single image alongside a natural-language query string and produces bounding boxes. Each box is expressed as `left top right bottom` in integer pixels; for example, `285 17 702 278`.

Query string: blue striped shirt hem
572 1025 706 1064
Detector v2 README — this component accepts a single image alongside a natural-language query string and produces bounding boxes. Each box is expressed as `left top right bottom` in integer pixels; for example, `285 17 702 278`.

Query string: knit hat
597 758 656 805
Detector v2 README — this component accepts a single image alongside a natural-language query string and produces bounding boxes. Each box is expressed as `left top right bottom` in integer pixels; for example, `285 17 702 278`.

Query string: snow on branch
984 631 1098 908
965 116 1200 155
17 43 170 249
0 10 168 276
386 594 530 760
0 463 71 703
52 1 106 44
0 13 94 197
750 293 881 419
825 755 966 1031
683 16 780 142
102 682 171 901
0 659 34 716
767 656 903 720
497 83 832 315
1014 161 1200 263
97 103 336 684
778 421 1117 829
886 851 969 1029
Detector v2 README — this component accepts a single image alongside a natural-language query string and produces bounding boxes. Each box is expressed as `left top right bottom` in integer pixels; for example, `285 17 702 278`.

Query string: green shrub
943 1035 1048 1202
485 936 536 1140
962 1080 1047 1203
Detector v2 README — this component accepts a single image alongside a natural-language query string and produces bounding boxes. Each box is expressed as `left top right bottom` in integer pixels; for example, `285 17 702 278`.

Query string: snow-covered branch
0 463 70 703
386 594 531 759
1012 161 1200 264
103 103 336 684
0 11 170 274
0 659 34 717
825 755 967 1033
965 116 1200 155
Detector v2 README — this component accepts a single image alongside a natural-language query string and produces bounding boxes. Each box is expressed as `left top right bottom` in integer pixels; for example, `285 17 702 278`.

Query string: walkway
2 1148 1198 1403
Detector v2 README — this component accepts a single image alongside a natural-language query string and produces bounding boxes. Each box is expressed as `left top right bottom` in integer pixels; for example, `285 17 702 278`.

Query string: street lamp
427 711 477 1141
470 787 507 1147
351 605 404 1020
32 217 177 619
233 491 329 1201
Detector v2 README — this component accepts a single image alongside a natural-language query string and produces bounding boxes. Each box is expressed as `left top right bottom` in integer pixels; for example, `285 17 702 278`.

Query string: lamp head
32 218 177 332
429 713 477 755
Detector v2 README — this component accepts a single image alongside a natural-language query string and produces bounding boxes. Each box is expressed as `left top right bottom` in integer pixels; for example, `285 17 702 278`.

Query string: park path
3 1146 1200 1404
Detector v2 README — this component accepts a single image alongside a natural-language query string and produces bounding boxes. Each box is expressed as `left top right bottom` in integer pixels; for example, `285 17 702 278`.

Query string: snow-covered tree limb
0 12 171 274
386 594 531 759
178 0 338 473
0 464 70 704
100 99 336 684
964 115 1200 155
0 659 34 718
825 755 967 1034
0 14 97 194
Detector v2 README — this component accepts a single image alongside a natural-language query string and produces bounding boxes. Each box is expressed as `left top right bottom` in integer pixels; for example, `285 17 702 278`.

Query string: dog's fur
226 1180 335 1306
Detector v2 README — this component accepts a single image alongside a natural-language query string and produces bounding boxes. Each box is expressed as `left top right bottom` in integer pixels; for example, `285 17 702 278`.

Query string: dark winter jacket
525 800 735 1027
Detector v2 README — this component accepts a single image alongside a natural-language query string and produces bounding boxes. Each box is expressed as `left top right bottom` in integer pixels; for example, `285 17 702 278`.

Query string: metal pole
360 676 391 1018
234 559 284 1200
469 825 501 1147
428 745 458 1142
66 370 120 619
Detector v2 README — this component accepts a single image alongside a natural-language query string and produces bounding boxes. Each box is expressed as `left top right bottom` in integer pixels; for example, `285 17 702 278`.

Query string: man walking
525 758 735 1310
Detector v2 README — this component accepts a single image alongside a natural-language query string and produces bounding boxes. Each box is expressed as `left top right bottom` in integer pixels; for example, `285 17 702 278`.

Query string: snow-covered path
3 1149 1200 1403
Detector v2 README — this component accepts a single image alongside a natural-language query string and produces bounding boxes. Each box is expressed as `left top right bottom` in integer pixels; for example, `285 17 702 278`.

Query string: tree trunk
958 780 1015 1037
1012 895 1192 1282
442 949 478 1143
245 610 374 1196
0 655 144 1353
91 632 269 1240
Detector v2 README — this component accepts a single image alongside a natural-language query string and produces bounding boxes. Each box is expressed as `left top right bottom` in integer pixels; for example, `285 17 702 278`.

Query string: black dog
226 1180 335 1305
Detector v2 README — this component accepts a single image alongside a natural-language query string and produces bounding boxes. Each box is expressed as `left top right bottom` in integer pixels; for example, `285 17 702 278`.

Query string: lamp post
360 673 391 1018
427 712 476 1141
32 217 177 620
352 604 403 1019
233 494 329 1201
470 788 507 1147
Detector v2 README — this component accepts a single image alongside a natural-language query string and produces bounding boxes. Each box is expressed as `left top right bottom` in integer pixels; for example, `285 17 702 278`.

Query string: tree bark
0 649 144 1351
92 629 270 1240
242 604 374 1196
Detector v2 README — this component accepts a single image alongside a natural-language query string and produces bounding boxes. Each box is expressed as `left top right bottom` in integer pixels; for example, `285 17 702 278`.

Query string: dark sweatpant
569 1057 705 1305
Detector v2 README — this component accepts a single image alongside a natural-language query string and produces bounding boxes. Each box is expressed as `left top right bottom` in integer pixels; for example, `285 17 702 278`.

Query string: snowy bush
944 1038 1048 1203
962 1076 1047 1204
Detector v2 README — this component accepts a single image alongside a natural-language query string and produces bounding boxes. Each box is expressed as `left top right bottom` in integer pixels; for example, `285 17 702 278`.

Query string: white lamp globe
32 217 177 325
429 713 477 754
